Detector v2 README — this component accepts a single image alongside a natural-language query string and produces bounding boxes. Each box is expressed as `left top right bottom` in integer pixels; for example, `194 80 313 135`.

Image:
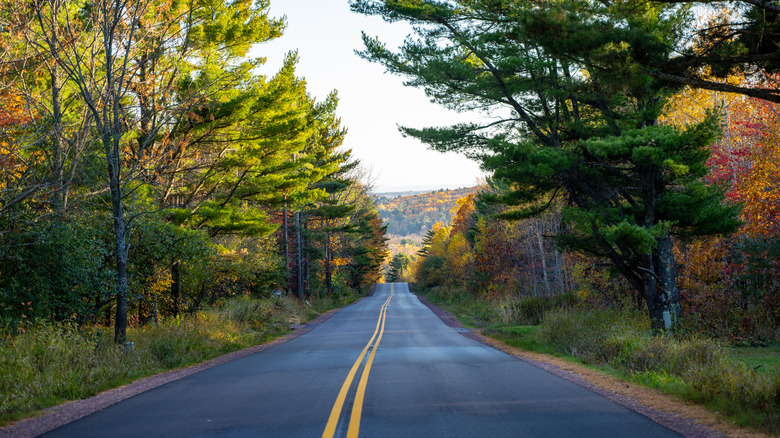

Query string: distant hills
375 187 479 237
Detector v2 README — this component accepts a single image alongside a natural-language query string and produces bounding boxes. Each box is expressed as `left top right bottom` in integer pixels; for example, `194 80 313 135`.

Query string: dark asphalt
42 283 681 437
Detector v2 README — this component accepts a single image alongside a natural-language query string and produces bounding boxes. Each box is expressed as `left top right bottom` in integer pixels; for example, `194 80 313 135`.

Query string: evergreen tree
387 253 412 282
352 0 740 329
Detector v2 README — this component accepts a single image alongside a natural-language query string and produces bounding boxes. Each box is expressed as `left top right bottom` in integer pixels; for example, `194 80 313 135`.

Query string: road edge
413 292 746 438
0 299 361 438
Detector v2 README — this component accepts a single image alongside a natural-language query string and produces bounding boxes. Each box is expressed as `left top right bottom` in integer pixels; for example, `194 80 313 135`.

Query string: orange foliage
663 75 780 237
450 193 476 237
0 91 29 128
1 91 30 183
736 102 780 237
665 76 780 340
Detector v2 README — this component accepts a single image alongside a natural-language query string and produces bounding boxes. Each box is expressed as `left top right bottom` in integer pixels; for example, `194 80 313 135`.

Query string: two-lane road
43 283 682 437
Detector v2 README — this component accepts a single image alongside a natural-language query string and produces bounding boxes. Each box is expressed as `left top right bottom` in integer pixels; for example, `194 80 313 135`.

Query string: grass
417 286 780 435
483 325 558 355
731 343 780 375
0 293 357 426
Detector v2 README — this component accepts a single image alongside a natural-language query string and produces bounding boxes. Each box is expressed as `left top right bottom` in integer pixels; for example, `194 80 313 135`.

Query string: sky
251 0 487 193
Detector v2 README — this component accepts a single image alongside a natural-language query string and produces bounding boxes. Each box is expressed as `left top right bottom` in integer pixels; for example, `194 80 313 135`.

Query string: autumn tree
0 89 34 220
642 61 780 340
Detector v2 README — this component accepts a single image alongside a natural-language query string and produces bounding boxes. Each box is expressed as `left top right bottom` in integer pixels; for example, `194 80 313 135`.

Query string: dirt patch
0 305 350 438
415 293 771 438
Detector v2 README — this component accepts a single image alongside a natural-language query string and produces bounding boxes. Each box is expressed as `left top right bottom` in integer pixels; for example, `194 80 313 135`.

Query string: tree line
0 0 388 343
358 0 779 336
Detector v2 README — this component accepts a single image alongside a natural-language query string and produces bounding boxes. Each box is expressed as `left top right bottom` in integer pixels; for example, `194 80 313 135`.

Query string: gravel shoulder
415 294 771 438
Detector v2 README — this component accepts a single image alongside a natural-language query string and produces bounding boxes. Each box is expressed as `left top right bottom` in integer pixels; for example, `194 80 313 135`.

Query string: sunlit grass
0 294 356 426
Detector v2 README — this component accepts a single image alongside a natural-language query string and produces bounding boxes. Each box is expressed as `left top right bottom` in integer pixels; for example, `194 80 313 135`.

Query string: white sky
251 0 487 192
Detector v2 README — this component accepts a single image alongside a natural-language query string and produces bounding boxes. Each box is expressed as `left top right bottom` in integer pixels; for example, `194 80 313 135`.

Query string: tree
352 0 740 329
495 0 780 103
342 201 389 290
387 253 411 282
0 90 35 220
21 0 286 343
294 92 353 297
651 1 780 102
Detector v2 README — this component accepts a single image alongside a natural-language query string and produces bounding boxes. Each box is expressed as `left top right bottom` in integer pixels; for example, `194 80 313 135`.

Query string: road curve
42 283 681 437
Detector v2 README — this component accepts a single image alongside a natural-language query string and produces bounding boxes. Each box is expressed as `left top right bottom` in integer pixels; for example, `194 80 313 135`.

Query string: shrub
537 308 780 433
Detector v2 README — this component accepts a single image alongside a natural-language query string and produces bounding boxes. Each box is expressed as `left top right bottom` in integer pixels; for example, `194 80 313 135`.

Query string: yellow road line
346 284 392 438
322 284 393 438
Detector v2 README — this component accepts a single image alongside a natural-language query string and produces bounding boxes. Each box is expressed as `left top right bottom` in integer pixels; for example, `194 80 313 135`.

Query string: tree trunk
171 261 183 317
50 67 67 211
295 211 304 300
113 222 129 344
150 293 158 326
304 220 310 299
656 235 680 328
105 131 130 344
641 253 666 331
325 229 332 295
283 201 290 292
526 233 538 296
535 220 551 296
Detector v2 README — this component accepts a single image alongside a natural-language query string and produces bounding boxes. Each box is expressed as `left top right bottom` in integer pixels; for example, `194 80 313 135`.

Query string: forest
0 0 389 345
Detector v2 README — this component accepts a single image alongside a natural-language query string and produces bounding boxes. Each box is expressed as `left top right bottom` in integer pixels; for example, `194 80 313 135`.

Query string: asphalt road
43 283 681 437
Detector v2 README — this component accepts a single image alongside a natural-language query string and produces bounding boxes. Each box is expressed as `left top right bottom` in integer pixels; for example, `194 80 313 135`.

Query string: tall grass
420 285 577 327
538 309 780 433
0 294 351 425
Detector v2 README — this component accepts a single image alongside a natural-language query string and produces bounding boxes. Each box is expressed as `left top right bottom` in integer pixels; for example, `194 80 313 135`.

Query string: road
43 283 681 437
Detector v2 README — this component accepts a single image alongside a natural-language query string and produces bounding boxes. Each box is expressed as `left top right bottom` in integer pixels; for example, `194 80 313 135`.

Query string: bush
415 255 446 289
0 213 114 327
537 308 780 433
675 236 780 343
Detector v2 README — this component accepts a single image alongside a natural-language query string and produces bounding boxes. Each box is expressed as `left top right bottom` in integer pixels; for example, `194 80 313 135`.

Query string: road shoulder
415 294 769 438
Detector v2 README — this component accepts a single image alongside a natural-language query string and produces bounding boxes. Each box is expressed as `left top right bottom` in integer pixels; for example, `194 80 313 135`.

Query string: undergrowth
538 308 780 433
0 293 355 426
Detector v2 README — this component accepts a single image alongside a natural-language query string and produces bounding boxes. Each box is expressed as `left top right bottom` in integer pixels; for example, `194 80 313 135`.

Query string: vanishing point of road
43 283 683 437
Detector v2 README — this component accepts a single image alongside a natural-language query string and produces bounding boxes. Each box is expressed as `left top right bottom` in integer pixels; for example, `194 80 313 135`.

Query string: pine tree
352 0 740 329
387 253 411 282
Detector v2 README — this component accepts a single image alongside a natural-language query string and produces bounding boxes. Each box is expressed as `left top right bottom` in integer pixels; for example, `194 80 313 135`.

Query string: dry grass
0 294 351 425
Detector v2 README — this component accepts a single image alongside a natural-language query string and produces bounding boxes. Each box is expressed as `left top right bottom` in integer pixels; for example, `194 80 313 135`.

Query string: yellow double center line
323 284 393 438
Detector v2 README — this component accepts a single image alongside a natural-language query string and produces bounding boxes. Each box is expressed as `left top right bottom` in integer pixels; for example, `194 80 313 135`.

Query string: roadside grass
416 286 780 435
0 293 357 426
731 343 780 376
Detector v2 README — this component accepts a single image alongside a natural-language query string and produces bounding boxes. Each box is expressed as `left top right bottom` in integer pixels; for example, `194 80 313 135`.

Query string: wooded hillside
375 187 478 237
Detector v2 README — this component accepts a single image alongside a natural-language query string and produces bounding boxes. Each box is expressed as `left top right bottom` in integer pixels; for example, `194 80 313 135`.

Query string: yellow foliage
428 222 451 258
